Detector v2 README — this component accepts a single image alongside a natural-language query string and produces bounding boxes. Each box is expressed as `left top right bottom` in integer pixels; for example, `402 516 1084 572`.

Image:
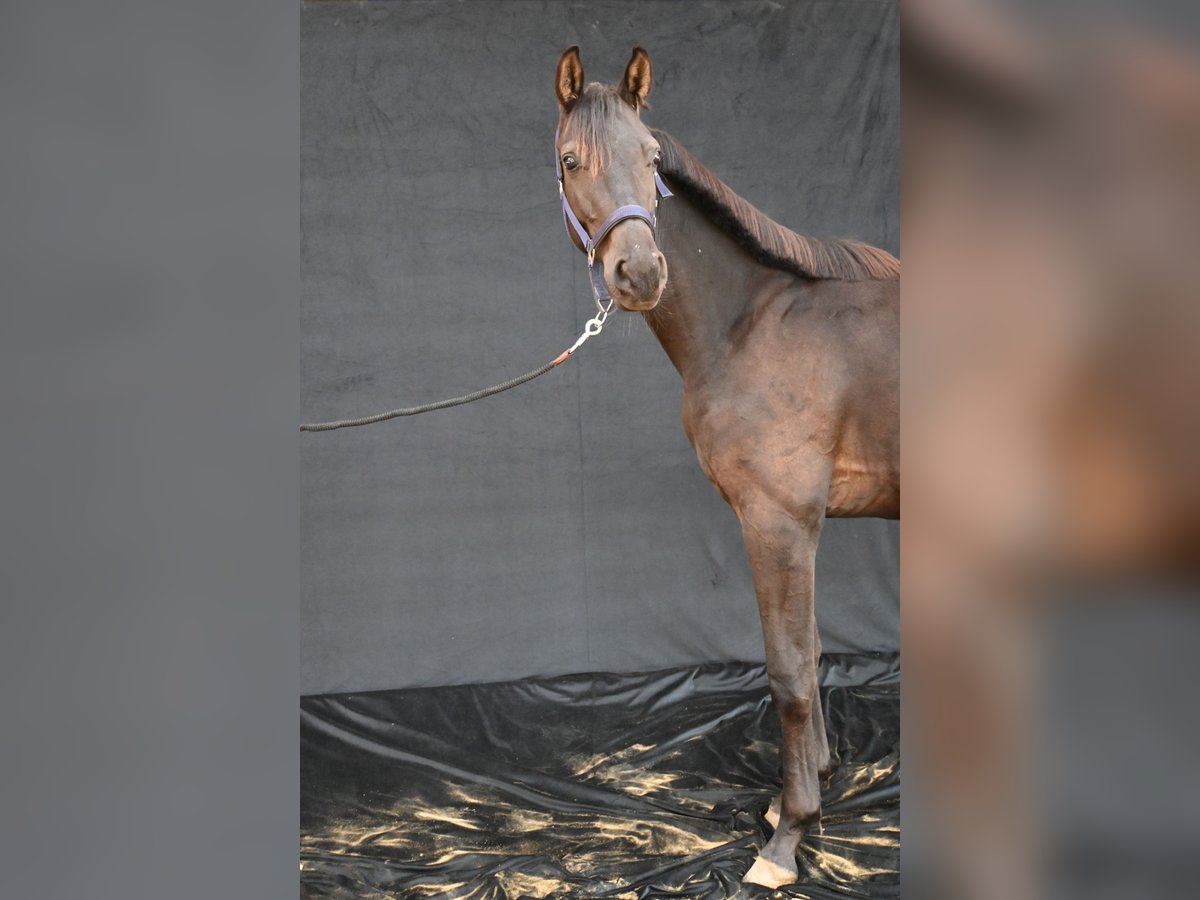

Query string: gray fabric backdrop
301 0 899 695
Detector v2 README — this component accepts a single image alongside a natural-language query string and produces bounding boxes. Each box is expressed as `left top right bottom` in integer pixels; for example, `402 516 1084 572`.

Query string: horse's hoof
743 854 798 889
764 795 781 830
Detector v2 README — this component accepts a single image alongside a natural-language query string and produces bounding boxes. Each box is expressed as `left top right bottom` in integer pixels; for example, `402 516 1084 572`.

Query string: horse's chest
680 395 730 474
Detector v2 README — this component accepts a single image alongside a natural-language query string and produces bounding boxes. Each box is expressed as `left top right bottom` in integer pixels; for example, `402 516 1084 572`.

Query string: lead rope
301 127 668 434
298 300 612 432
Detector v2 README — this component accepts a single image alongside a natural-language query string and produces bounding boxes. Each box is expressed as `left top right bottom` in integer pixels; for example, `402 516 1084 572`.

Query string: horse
552 46 899 889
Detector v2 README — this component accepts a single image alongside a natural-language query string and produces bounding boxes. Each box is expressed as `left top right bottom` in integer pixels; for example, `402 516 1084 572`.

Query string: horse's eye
562 154 578 172
653 150 662 167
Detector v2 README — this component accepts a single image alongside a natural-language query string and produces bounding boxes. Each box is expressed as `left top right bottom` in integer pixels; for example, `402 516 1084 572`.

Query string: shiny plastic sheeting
301 657 898 898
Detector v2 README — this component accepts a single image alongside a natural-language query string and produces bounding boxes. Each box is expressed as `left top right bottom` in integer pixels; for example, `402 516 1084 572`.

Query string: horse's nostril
612 253 665 297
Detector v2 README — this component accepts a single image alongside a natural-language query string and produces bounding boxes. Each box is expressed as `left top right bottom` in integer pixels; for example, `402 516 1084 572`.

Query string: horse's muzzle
610 249 668 311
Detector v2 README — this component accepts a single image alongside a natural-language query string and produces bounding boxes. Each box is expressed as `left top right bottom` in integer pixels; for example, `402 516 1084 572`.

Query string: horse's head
554 46 668 312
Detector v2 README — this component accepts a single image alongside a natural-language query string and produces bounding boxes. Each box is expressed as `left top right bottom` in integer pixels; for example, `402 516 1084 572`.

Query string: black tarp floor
301 656 899 899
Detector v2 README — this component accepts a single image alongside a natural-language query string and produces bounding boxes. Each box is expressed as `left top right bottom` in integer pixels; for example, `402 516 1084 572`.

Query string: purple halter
555 126 672 312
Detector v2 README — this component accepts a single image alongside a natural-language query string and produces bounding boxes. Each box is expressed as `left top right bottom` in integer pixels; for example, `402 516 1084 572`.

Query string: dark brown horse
553 47 899 888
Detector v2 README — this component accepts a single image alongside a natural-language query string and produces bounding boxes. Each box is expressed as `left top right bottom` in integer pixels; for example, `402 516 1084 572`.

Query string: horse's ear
620 47 653 111
555 46 585 111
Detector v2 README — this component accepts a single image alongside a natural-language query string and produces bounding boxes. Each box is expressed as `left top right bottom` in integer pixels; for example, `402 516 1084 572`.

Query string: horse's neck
643 192 780 385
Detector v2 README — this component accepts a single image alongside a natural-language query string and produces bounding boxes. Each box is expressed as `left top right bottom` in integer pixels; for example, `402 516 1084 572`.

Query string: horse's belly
681 386 899 519
826 459 899 518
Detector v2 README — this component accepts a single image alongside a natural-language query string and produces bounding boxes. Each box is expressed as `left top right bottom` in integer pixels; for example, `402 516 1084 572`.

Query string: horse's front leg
739 498 825 889
765 627 831 830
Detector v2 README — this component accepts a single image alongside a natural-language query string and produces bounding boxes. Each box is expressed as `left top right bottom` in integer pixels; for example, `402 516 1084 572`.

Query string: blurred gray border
2 2 298 898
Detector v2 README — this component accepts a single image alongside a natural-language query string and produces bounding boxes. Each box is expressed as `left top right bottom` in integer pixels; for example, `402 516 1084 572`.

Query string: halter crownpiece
554 126 672 311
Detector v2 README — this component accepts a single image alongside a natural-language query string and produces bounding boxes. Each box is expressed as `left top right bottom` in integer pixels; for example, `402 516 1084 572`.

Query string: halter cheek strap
555 126 673 311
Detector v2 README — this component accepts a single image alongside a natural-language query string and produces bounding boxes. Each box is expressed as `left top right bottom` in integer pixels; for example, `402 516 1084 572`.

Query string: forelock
560 84 628 174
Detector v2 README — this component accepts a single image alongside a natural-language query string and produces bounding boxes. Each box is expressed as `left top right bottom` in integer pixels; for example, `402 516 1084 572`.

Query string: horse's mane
652 129 899 282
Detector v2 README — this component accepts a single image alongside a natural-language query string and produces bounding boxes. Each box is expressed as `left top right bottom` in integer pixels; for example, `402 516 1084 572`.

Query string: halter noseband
555 126 672 313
